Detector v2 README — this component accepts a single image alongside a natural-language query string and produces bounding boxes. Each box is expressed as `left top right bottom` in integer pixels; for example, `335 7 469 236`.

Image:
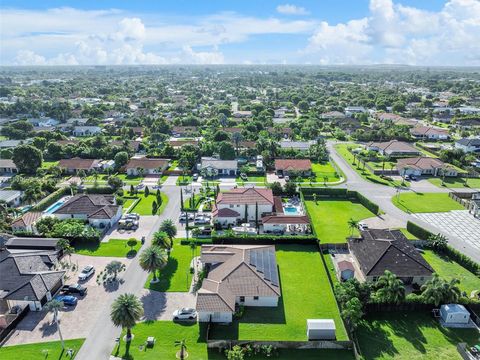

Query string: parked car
284 176 290 182
136 183 145 190
409 175 418 181
240 173 248 181
358 222 369 231
194 216 210 225
61 283 87 296
173 308 197 320
118 219 139 230
54 295 78 306
195 227 212 237
78 265 95 281
277 173 284 179
192 173 199 181
124 213 139 220
179 213 195 222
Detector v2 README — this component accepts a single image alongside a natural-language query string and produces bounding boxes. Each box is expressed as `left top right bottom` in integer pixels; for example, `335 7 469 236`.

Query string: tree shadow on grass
356 319 397 359
147 257 179 292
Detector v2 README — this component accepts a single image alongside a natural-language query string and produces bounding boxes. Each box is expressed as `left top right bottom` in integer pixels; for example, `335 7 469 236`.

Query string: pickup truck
61 283 87 296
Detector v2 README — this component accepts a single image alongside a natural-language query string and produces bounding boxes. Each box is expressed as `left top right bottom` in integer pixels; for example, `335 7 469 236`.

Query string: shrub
356 192 380 214
406 221 433 240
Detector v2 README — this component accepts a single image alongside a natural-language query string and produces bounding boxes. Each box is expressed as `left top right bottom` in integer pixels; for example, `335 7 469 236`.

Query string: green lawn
428 177 480 189
357 312 479 360
75 238 141 257
122 197 138 213
391 192 465 213
335 144 408 187
294 161 341 184
41 160 59 169
305 199 375 243
112 321 353 360
236 175 266 185
129 193 168 215
176 175 192 185
209 244 348 341
398 228 419 240
144 240 193 292
0 339 85 359
117 174 144 185
422 250 480 295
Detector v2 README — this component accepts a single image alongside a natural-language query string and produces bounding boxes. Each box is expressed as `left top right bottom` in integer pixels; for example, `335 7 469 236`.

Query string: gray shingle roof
54 194 119 219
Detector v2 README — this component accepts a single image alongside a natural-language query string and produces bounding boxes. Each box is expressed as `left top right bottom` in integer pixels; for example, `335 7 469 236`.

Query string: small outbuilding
307 319 336 340
440 304 470 324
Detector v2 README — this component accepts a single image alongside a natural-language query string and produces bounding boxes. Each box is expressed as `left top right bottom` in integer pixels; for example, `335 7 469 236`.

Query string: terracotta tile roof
338 260 355 272
215 207 241 218
58 158 100 170
11 212 43 228
217 188 274 206
125 158 169 170
396 157 445 171
261 215 310 225
368 140 420 153
410 125 449 136
274 159 312 171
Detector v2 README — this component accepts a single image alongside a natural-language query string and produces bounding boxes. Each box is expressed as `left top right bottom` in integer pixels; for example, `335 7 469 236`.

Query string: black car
61 283 87 296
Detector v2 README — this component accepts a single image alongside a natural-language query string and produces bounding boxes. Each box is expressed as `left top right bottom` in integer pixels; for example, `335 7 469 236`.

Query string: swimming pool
44 197 69 214
283 206 300 215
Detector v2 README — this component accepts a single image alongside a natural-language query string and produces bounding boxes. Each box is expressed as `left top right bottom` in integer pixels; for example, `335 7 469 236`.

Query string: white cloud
305 0 480 65
276 4 310 16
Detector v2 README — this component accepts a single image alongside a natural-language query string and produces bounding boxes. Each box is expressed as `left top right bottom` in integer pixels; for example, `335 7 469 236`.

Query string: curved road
327 141 480 263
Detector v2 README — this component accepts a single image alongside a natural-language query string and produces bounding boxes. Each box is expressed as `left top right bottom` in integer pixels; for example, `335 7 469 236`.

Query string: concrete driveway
140 290 196 321
4 254 131 346
362 213 406 229
102 216 158 242
266 172 285 185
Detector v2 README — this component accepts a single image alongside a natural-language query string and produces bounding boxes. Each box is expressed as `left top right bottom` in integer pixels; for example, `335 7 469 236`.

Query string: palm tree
347 218 358 237
175 339 188 359
421 273 461 306
374 270 405 304
190 241 197 271
105 260 126 281
139 246 167 283
45 299 65 350
110 293 143 342
160 219 177 242
57 239 74 265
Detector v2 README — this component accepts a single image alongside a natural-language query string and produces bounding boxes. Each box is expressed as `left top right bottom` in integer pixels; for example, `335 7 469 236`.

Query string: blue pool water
283 206 300 215
44 198 67 214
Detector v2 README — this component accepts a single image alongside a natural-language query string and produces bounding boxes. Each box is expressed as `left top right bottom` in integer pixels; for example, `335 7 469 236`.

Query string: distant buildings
455 138 480 153
367 140 422 158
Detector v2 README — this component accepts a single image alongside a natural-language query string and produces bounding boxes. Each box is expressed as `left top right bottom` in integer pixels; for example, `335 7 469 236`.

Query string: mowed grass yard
209 244 348 341
75 238 141 257
428 177 480 189
391 192 465 213
305 199 375 243
422 250 480 295
144 240 193 292
112 321 354 360
0 339 85 360
357 312 479 360
128 193 168 215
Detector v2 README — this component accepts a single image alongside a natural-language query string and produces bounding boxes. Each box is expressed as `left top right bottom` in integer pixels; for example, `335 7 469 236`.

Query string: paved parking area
102 216 158 242
266 172 285 185
413 210 480 251
140 290 196 321
4 254 131 346
362 214 406 229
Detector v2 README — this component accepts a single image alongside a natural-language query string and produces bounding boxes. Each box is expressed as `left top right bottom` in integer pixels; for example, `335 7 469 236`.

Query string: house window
239 296 245 302
253 296 259 300
230 205 234 208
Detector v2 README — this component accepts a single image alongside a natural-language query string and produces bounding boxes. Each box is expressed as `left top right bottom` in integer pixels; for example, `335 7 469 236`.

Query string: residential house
0 159 17 174
410 126 450 140
213 188 274 227
52 194 122 230
110 140 141 152
455 138 480 153
261 215 310 234
0 249 65 311
396 157 457 177
274 159 312 177
279 140 315 152
125 158 169 176
267 127 293 138
172 126 198 137
72 126 102 137
233 110 252 118
348 229 433 286
321 111 346 120
168 139 199 149
0 190 22 207
196 244 281 323
455 119 480 129
11 212 43 233
376 112 418 127
366 140 422 158
200 157 238 177
0 140 27 149
345 106 366 116
58 158 101 174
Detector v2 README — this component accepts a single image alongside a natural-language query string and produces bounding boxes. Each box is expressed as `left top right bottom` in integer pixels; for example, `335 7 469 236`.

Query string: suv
173 308 197 320
61 283 87 296
358 222 369 231
192 173 199 181
78 265 95 281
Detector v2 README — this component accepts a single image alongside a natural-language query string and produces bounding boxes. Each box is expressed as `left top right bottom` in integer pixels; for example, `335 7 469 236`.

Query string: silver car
173 308 197 320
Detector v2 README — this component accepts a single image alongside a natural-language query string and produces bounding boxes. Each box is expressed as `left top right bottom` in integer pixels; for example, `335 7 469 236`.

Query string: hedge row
211 234 318 245
300 188 380 215
407 221 479 274
31 186 69 211
85 186 115 194
180 238 213 245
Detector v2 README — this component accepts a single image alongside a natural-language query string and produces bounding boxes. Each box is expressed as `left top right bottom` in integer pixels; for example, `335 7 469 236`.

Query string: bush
211 234 317 245
85 186 115 194
356 192 380 215
31 186 69 211
406 221 434 240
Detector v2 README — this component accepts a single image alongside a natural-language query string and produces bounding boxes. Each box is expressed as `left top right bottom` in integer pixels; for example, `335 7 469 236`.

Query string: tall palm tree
45 299 65 349
110 293 143 342
175 339 188 359
375 270 405 304
421 273 461 306
347 218 359 237
139 246 167 283
57 239 74 264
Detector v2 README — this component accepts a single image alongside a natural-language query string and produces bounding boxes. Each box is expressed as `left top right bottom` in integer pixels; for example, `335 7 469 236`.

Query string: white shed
440 304 470 324
307 319 336 340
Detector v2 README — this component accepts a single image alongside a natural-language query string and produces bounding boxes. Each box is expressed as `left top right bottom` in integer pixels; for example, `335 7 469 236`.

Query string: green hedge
180 238 213 245
211 234 318 245
406 221 434 240
31 186 69 211
85 186 115 194
356 192 380 215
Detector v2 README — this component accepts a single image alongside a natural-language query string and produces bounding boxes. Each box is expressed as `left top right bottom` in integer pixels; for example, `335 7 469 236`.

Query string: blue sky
1 0 479 66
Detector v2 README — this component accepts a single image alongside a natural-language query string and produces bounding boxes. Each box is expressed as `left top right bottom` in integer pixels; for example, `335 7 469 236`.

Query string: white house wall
237 296 278 307
198 311 232 323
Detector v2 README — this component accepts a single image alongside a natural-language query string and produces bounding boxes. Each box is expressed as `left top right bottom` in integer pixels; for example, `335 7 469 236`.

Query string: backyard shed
440 304 470 324
307 319 336 340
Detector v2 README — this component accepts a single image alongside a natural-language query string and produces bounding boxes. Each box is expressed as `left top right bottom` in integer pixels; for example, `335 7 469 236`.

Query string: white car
358 222 369 231
78 265 95 281
173 308 197 320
